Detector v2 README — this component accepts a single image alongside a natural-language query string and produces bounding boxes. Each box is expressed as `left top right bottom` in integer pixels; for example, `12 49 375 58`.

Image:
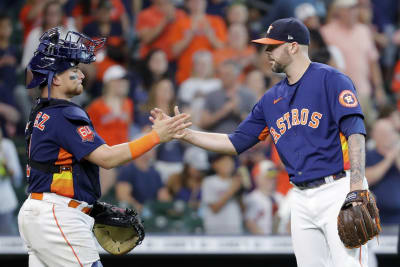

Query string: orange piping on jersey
52 204 84 267
258 126 270 141
340 132 351 170
55 148 73 165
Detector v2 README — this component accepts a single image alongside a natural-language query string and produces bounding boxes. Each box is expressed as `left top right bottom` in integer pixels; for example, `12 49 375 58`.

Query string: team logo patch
77 126 95 142
267 25 273 34
339 90 358 108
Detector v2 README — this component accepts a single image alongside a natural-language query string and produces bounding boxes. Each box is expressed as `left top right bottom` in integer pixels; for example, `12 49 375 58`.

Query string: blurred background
0 0 400 266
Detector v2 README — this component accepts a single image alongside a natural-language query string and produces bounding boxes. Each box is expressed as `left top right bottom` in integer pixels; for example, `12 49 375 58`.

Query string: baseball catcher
18 26 190 266
90 202 145 255
338 190 381 248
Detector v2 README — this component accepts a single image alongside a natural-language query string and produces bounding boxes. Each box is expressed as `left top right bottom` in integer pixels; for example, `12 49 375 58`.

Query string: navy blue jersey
229 63 364 183
27 99 105 204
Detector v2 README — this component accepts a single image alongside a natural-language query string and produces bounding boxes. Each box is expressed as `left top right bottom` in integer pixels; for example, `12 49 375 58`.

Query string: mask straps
47 71 55 100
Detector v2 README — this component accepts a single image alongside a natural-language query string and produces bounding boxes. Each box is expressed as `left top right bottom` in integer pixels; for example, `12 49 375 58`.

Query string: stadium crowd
0 0 399 236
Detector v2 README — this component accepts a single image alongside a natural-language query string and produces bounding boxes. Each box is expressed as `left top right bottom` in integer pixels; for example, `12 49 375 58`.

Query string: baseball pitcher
152 18 381 267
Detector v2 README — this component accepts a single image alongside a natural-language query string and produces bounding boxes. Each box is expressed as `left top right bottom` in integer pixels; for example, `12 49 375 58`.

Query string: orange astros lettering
272 109 323 144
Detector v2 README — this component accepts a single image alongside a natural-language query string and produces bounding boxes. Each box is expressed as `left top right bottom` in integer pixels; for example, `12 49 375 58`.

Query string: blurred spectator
0 11 22 136
168 0 227 84
201 154 243 234
138 49 172 93
261 0 326 28
0 14 18 108
377 105 400 132
371 0 399 82
154 139 185 183
320 0 387 127
199 60 257 133
72 0 129 35
0 128 22 235
82 0 124 47
358 0 389 49
294 3 345 72
86 65 133 195
138 78 176 128
390 61 400 111
239 137 292 197
178 50 221 126
366 119 400 227
206 0 230 17
225 2 249 26
135 0 186 61
116 135 170 213
21 0 75 68
137 78 184 181
19 0 67 43
166 146 209 210
213 23 257 78
245 69 267 100
244 160 283 235
294 2 321 30
308 29 344 71
0 15 20 139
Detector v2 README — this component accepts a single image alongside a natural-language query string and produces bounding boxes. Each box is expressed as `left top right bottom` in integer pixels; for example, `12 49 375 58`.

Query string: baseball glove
337 190 381 249
90 201 145 255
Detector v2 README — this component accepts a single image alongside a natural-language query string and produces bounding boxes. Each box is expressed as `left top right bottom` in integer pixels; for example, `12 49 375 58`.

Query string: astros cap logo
339 90 358 108
267 25 273 34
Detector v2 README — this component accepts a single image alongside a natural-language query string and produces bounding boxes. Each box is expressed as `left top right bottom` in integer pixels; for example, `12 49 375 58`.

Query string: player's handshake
150 106 192 142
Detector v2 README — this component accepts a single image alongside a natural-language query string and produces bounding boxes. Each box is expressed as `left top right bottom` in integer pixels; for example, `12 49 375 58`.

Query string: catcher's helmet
26 27 106 96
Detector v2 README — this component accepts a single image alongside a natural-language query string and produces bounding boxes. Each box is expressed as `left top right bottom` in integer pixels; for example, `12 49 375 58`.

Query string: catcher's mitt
90 201 145 255
337 190 381 249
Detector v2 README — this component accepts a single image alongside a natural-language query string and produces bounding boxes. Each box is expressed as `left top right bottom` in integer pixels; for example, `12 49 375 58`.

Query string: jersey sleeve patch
62 106 90 124
77 126 95 142
338 90 358 108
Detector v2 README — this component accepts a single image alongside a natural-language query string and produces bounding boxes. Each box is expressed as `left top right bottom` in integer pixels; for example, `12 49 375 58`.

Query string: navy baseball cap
252 17 310 45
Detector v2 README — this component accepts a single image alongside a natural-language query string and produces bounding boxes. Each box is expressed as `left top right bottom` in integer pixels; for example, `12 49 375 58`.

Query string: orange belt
31 193 92 214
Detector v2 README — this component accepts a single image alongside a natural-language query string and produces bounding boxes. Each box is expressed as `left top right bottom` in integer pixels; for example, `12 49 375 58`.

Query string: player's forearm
91 143 133 169
347 134 366 190
87 131 160 169
183 129 237 155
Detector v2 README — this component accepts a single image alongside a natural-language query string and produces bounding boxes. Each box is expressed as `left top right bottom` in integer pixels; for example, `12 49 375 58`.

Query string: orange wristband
128 130 160 160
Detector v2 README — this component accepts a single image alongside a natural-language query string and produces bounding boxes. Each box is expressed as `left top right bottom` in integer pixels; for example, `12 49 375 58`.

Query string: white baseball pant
18 193 100 267
290 172 369 267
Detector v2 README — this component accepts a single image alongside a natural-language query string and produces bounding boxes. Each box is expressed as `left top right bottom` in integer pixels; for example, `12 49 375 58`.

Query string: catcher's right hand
337 190 381 249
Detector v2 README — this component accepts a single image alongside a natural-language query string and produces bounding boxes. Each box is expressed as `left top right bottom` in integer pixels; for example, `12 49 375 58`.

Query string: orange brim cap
251 38 285 45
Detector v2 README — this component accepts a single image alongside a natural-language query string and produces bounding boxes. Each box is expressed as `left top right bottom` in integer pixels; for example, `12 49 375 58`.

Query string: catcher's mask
25 27 106 98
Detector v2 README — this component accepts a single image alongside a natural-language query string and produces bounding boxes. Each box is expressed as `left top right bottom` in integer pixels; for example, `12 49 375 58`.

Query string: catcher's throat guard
90 201 145 255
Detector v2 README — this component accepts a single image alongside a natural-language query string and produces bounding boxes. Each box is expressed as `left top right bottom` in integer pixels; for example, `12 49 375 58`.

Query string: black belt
29 160 72 174
293 171 347 190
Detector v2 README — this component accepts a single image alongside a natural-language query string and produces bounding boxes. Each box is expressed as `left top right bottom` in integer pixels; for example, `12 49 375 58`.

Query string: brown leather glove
337 190 381 249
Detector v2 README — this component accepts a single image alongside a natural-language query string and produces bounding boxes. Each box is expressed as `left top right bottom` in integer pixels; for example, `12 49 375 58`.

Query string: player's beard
271 61 285 73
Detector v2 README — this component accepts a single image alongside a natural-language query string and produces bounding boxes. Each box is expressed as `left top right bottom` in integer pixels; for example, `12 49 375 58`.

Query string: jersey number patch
339 90 358 108
33 112 50 131
77 126 95 142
